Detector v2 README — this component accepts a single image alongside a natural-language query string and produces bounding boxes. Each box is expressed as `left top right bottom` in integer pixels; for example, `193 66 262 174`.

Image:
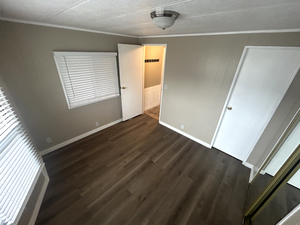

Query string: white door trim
251 107 300 183
210 47 248 148
211 46 300 164
142 44 167 122
142 45 145 113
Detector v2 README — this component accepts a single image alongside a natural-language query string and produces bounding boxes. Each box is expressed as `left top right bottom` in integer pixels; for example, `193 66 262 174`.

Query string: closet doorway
143 45 166 121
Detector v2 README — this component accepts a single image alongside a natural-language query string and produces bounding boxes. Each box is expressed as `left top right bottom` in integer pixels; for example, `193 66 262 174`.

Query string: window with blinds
53 52 120 109
0 88 43 225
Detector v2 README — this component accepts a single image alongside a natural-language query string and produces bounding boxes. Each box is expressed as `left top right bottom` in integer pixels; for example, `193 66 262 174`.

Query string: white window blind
0 88 43 225
53 52 120 109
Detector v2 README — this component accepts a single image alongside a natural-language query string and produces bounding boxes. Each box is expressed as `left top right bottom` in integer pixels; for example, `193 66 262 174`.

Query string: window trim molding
0 87 44 225
53 51 120 109
53 51 117 57
14 164 44 224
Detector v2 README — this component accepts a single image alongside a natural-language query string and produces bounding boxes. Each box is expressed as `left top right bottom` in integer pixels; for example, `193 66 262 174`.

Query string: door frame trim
210 46 248 151
251 108 300 182
142 44 167 123
211 46 300 164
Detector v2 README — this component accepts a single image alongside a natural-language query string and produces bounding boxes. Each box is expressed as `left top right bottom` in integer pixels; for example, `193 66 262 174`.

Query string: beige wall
3 19 300 225
0 20 139 151
144 46 164 88
140 32 300 167
1 18 300 168
141 35 249 145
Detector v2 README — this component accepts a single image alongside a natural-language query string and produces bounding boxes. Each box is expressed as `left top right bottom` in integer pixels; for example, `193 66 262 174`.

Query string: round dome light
150 10 179 30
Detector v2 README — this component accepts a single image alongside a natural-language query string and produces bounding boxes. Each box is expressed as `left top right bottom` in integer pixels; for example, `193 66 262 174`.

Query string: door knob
121 86 126 89
227 107 232 110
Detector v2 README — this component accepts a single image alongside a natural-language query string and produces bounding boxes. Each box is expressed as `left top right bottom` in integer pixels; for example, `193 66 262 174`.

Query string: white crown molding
1 17 300 40
0 17 139 38
139 28 300 38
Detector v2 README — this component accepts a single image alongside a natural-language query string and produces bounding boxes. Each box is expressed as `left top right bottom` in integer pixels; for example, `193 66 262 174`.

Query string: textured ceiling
1 0 300 37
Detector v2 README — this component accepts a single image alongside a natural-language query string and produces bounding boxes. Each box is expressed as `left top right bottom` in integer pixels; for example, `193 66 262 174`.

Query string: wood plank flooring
144 105 160 120
36 114 250 225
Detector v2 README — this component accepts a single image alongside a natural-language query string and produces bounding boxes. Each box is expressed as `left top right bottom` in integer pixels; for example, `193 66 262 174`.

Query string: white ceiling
1 0 300 37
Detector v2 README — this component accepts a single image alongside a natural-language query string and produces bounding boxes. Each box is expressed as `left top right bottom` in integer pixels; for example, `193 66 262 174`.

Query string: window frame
0 87 44 225
53 51 120 109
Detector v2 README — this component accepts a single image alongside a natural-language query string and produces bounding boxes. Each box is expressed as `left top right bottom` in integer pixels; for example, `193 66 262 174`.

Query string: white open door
118 44 143 121
213 47 300 161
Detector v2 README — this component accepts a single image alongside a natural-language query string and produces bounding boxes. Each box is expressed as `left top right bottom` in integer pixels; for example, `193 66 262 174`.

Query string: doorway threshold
145 105 160 120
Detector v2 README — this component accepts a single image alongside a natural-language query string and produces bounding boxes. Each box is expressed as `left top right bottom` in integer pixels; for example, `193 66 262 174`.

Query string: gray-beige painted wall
140 32 300 168
144 46 164 88
0 20 139 151
2 20 300 224
1 19 300 169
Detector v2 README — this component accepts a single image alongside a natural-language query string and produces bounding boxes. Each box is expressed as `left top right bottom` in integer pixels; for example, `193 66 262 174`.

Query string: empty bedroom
0 1 300 225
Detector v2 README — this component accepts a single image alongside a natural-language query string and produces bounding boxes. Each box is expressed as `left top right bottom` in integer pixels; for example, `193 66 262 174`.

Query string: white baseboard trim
242 161 254 169
40 119 122 155
29 167 49 225
242 161 256 183
159 121 212 148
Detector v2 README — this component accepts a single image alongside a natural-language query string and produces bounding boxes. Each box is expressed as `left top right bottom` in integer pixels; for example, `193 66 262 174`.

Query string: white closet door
214 47 300 161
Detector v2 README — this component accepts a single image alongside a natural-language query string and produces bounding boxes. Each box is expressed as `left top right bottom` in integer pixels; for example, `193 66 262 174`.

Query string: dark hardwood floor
36 114 250 225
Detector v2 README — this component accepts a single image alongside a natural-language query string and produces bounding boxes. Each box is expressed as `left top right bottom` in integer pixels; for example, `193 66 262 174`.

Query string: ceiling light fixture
150 10 179 30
